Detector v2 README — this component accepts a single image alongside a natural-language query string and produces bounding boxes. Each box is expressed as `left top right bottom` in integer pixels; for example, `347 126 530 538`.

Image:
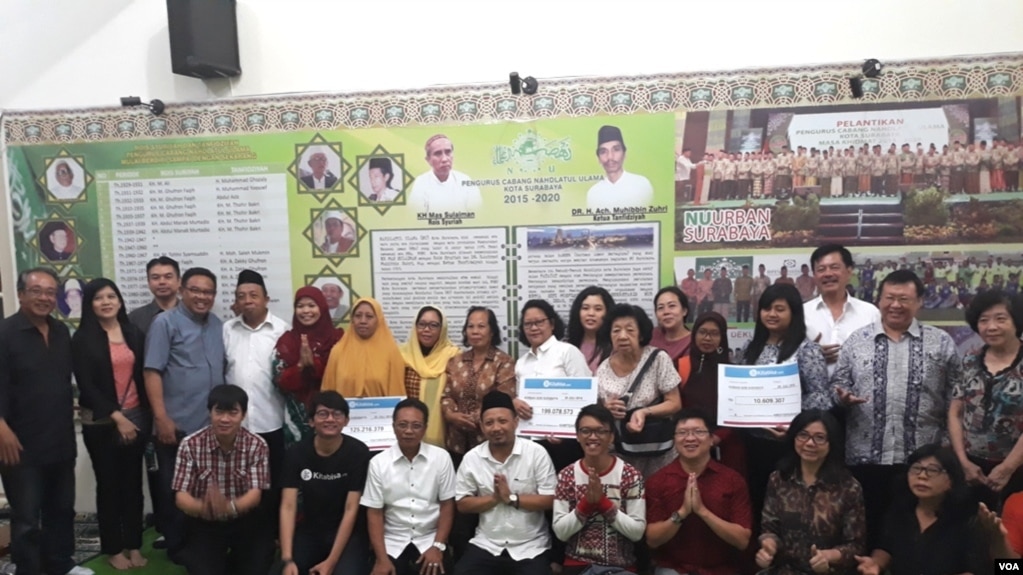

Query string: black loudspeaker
849 77 864 99
166 0 241 79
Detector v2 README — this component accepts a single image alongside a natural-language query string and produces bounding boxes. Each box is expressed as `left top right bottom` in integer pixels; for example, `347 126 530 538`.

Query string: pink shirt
110 342 139 410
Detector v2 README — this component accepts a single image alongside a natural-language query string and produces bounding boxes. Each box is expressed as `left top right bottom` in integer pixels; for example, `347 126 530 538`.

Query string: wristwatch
670 511 683 524
432 542 447 552
509 493 520 509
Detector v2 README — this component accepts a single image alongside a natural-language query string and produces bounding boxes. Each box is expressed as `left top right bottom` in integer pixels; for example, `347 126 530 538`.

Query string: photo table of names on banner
99 168 292 319
370 227 513 332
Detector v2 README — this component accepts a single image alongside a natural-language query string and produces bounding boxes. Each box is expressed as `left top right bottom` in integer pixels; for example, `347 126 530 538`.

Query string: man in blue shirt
144 267 226 563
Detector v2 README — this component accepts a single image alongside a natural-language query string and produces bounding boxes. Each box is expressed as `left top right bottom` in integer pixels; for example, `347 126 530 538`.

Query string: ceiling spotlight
862 59 883 79
509 72 521 95
521 76 539 96
120 95 166 116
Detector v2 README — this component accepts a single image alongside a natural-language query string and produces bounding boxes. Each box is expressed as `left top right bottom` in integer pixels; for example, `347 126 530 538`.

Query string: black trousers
743 433 787 529
82 422 147 554
182 514 274 575
0 460 76 575
257 428 286 534
850 464 905 551
154 435 187 558
967 455 1023 512
736 301 751 323
454 545 551 575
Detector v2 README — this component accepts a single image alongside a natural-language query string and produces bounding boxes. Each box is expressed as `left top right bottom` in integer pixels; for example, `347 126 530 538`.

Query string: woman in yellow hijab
400 305 461 447
321 297 406 398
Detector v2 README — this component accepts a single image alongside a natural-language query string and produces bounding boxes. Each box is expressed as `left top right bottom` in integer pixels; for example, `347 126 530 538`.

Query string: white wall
3 0 1023 111
3 0 1023 514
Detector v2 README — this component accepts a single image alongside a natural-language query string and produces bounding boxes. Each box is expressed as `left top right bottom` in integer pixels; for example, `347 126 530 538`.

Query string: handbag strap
624 348 664 398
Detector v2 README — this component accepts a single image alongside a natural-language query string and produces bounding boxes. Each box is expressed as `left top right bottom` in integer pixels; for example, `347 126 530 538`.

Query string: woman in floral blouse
949 289 1023 509
740 283 829 520
756 409 866 575
442 306 516 458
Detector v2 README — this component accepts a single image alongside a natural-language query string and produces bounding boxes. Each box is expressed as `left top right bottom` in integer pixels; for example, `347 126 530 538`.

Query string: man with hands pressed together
362 398 455 575
645 409 752 575
453 390 557 575
172 385 272 575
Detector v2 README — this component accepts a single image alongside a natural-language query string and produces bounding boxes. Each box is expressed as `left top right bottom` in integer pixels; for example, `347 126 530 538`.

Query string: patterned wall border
3 53 1022 146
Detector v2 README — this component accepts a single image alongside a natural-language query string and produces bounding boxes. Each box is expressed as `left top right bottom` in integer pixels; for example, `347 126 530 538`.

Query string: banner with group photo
3 53 1023 353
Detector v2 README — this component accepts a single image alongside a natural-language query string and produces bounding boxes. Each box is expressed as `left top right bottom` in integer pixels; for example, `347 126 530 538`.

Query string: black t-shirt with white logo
283 433 370 533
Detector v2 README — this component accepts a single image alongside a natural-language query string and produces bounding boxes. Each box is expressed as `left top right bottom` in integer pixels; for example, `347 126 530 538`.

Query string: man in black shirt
127 256 181 335
0 268 90 575
278 391 371 575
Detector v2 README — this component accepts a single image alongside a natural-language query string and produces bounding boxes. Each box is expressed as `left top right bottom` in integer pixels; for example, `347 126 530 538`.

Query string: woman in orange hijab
321 297 406 398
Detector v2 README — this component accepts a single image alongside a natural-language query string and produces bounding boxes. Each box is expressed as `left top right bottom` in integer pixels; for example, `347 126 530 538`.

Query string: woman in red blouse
272 286 343 444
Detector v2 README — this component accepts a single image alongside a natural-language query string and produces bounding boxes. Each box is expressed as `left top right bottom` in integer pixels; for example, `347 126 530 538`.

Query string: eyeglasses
909 464 946 478
674 429 710 438
25 287 58 299
522 318 549 329
795 431 829 445
695 329 721 339
416 321 441 331
314 409 346 420
184 284 215 294
395 422 424 431
576 427 612 438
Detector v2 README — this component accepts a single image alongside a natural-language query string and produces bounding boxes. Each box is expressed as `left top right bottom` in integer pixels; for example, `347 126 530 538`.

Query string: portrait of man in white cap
408 134 482 213
312 278 350 320
47 160 85 201
586 125 654 210
61 278 84 319
317 210 356 254
300 146 340 190
363 157 401 203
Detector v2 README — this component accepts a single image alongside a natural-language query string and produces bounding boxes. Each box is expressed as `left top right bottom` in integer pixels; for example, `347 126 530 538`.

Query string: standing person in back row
128 255 181 549
144 267 226 564
223 270 288 532
0 268 94 575
802 245 879 375
831 269 962 550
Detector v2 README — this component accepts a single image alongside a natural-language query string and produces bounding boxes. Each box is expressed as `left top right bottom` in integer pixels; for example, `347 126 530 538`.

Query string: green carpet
80 529 185 575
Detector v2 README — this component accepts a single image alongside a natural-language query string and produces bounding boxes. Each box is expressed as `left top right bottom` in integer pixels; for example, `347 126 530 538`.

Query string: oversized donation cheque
345 396 405 450
717 362 802 428
518 377 598 438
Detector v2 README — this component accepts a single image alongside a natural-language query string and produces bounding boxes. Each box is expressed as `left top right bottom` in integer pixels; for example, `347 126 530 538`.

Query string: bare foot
108 553 133 570
127 549 148 568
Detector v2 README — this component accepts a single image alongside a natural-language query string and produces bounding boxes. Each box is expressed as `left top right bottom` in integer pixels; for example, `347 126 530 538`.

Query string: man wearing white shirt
223 270 288 525
319 210 356 254
453 391 557 575
48 160 85 200
362 398 455 575
675 148 695 202
408 134 482 213
587 125 654 211
803 244 880 373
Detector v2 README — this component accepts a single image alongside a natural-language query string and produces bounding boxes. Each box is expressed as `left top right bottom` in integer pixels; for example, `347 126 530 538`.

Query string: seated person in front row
553 404 646 575
279 391 371 575
855 444 1019 575
362 397 456 575
644 408 752 575
171 384 274 575
453 390 557 575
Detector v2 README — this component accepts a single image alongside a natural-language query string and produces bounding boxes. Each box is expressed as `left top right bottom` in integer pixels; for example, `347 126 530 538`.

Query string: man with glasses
453 390 557 575
645 409 751 575
144 267 226 563
278 391 370 575
832 269 961 549
803 244 879 374
362 397 455 575
0 268 94 575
